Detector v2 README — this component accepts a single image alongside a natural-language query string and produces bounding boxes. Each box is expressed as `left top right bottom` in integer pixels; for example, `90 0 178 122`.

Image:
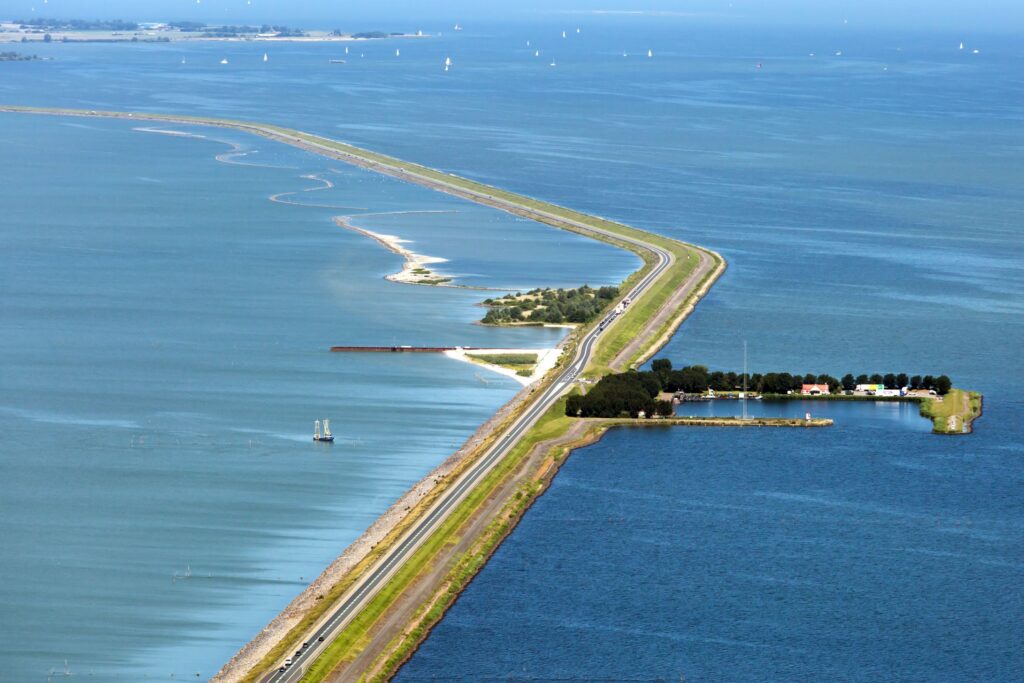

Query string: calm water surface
2 14 1022 681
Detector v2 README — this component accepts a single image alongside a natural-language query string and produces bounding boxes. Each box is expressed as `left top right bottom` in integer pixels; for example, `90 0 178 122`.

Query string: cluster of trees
350 31 390 39
481 285 619 325
0 51 40 61
649 359 952 396
17 18 140 31
198 24 304 37
168 21 206 32
565 371 674 419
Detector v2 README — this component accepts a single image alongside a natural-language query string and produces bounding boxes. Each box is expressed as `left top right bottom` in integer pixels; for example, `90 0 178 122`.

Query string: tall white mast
742 340 748 420
314 419 321 440
323 419 332 438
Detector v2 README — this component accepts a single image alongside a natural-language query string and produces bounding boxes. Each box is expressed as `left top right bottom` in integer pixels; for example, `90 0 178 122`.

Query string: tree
883 373 897 389
935 375 952 395
651 358 672 374
910 375 922 389
803 373 817 384
856 374 868 385
565 394 583 417
896 373 909 389
870 373 884 384
43 33 52 42
923 375 936 390
655 400 674 417
841 374 856 391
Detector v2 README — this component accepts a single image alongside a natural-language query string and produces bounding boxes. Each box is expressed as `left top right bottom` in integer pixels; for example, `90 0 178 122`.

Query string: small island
480 285 620 325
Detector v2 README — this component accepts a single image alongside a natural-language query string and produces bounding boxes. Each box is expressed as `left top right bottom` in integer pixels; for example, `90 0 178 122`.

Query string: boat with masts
313 419 335 442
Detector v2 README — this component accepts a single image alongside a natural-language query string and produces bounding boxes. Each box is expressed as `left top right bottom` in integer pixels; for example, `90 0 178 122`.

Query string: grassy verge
466 352 538 376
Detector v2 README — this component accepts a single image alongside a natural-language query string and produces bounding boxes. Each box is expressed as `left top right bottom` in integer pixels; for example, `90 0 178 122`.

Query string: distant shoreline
0 22 429 44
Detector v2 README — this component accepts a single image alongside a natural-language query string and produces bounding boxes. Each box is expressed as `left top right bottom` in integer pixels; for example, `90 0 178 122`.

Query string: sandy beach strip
445 347 564 385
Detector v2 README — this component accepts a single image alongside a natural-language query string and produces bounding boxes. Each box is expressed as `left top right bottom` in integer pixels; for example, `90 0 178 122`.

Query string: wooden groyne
329 346 493 353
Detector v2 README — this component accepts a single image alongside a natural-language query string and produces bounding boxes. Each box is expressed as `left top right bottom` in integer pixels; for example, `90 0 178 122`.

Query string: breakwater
329 346 493 353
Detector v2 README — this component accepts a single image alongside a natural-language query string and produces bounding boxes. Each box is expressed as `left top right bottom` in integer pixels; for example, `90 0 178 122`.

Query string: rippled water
0 114 634 678
2 14 1022 681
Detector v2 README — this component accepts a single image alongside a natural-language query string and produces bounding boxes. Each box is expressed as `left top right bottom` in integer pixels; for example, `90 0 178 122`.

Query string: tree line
16 18 140 31
481 285 619 325
649 359 952 395
565 360 956 419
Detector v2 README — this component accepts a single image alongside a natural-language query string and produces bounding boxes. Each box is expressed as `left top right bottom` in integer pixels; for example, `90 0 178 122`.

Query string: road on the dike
0 107 712 683
260 218 677 683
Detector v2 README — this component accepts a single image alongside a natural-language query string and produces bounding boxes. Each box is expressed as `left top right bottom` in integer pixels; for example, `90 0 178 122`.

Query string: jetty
330 345 493 353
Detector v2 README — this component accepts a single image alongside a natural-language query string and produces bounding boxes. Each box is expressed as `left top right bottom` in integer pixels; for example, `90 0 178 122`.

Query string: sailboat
453 23 462 31
647 48 653 58
550 59 557 67
526 40 531 47
561 30 567 38
959 41 964 50
395 48 400 57
181 57 186 64
445 56 452 68
220 58 229 64
313 419 335 443
344 46 349 55
262 52 268 62
534 49 540 57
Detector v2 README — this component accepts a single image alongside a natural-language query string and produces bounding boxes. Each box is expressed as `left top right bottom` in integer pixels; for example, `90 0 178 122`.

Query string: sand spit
445 347 563 386
335 216 453 286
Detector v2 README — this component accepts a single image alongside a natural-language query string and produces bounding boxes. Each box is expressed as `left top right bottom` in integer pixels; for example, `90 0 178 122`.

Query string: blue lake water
2 14 1023 681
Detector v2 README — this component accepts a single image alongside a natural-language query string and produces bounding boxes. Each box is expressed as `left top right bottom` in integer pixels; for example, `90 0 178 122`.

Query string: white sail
959 41 964 50
220 58 229 64
445 56 452 67
323 419 332 438
344 46 349 55
561 30 567 38
647 49 653 58
263 52 268 62
395 48 400 57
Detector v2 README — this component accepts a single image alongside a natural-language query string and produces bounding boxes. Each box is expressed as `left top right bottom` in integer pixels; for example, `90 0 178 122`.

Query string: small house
801 383 829 396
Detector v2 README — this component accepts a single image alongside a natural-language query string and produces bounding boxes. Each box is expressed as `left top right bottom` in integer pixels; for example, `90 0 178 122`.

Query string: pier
329 346 495 353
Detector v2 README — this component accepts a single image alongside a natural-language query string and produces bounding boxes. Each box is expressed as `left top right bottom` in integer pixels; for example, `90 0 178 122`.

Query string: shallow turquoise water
2 14 1023 680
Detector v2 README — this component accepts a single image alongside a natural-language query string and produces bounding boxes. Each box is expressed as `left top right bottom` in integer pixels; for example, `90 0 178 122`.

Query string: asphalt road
259 211 674 683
